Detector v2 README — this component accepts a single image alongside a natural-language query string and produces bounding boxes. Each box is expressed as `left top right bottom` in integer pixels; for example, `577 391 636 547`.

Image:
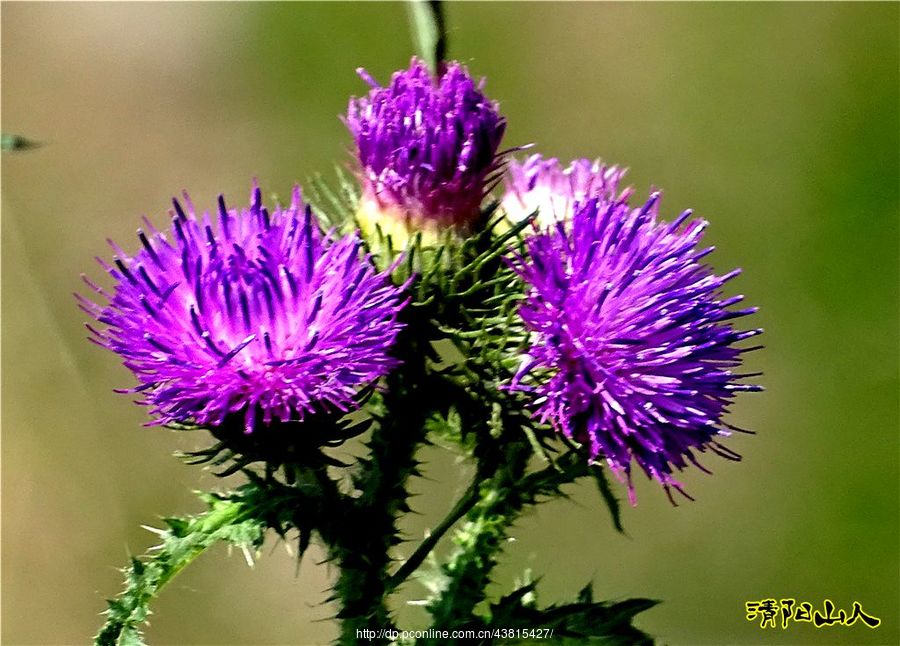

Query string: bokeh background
3 2 897 645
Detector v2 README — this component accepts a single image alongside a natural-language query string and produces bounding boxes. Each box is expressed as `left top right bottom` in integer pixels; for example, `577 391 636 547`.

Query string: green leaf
489 582 658 645
114 626 145 646
592 464 626 534
1 133 39 151
94 488 269 646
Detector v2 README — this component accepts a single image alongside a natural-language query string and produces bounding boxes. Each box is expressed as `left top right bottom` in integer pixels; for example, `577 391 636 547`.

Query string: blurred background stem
407 0 446 74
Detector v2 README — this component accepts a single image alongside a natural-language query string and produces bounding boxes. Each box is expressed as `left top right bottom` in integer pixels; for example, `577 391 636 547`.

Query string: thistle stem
386 478 480 592
424 448 595 631
332 426 417 643
332 319 431 644
425 441 532 629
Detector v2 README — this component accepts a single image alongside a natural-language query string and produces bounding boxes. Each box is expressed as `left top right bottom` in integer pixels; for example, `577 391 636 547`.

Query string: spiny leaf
94 489 270 646
488 581 658 645
592 464 626 534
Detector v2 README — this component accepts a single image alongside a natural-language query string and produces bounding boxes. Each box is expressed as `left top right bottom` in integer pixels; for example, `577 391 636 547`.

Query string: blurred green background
3 2 897 644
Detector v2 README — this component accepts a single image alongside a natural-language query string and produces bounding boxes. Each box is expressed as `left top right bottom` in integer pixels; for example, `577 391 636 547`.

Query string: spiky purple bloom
510 193 761 502
501 155 627 227
78 185 407 433
346 57 506 237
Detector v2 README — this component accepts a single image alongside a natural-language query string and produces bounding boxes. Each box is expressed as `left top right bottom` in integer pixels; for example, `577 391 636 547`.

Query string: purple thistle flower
510 193 761 502
345 57 507 239
77 184 408 434
501 154 627 227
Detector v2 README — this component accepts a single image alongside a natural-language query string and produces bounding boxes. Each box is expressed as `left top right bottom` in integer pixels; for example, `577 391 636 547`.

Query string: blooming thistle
510 193 762 502
345 57 507 243
77 184 408 436
501 154 627 228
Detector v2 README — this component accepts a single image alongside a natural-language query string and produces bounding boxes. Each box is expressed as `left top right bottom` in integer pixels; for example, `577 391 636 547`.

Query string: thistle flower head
345 57 506 240
510 193 761 502
78 184 407 434
501 154 626 227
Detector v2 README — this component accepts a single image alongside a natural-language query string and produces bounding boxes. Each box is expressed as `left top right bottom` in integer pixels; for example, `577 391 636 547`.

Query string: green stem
386 478 481 592
332 319 432 645
332 411 422 644
425 441 532 630
425 450 594 632
406 0 446 74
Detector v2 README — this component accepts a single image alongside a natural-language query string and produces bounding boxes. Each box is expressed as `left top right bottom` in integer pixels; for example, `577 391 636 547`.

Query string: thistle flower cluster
84 43 764 646
82 56 760 500
346 58 506 239
79 185 406 434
